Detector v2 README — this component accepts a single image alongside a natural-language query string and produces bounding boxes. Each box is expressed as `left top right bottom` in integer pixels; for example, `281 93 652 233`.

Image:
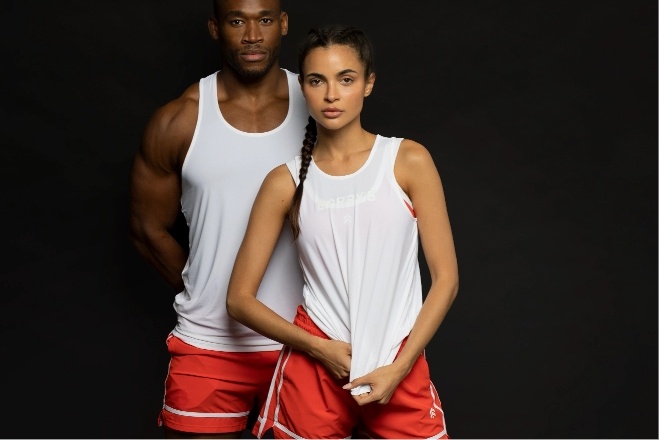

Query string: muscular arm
346 139 459 404
227 166 352 378
129 87 198 292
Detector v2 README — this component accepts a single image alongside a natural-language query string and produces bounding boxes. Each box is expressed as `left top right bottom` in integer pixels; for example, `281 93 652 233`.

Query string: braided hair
288 25 375 240
288 116 317 239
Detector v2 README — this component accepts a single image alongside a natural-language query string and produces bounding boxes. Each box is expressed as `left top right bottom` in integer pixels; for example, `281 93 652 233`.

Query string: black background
1 1 657 438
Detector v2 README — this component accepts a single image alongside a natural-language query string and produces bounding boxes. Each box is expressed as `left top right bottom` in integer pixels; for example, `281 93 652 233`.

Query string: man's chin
238 66 272 80
225 56 277 80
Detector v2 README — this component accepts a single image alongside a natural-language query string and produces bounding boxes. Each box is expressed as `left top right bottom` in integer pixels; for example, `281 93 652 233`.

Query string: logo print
429 408 436 419
317 190 376 210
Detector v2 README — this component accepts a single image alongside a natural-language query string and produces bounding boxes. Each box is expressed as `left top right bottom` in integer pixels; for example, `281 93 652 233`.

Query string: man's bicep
129 146 182 235
132 104 189 221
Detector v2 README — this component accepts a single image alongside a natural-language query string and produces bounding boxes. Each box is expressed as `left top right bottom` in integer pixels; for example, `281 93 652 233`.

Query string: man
129 0 307 437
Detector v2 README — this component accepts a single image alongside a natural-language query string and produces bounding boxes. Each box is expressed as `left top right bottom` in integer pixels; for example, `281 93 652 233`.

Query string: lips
322 108 343 118
240 51 267 62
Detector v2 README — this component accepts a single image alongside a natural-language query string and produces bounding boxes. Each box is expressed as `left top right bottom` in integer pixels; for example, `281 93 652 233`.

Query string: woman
227 25 458 439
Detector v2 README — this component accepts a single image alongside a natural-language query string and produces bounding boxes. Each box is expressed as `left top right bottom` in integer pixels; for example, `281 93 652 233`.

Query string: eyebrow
306 69 359 79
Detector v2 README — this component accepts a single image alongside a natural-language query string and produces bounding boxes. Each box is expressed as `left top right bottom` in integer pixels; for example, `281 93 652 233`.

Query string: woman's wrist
392 354 415 377
303 333 325 359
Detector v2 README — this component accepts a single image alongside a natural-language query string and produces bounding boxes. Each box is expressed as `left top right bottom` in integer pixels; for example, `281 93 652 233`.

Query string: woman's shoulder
395 138 434 168
265 163 296 182
378 135 428 155
391 138 441 194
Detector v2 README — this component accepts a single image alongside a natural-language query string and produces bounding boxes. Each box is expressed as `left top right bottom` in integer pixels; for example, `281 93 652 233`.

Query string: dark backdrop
1 1 656 438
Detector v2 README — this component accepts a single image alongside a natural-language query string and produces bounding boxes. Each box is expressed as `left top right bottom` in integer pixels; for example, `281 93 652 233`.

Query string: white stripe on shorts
256 347 291 438
162 404 249 418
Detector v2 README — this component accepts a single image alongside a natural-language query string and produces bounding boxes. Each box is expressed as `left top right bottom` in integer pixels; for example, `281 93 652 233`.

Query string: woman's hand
342 362 410 406
309 338 352 379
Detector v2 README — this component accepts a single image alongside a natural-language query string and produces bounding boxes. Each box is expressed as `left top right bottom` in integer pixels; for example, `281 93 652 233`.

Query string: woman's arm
344 139 459 404
227 165 352 379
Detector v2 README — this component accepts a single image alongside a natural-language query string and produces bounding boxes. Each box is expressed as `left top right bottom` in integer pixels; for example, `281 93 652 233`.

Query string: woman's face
300 44 375 132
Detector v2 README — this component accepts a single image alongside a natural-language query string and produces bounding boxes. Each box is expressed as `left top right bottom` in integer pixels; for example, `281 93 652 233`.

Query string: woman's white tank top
286 135 423 393
172 70 307 351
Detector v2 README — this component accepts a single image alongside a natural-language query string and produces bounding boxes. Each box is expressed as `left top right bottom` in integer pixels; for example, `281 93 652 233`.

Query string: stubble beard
224 44 281 80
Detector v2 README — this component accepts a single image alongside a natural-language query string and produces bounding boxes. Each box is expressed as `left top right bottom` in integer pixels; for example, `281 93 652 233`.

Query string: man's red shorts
158 334 280 434
253 305 449 439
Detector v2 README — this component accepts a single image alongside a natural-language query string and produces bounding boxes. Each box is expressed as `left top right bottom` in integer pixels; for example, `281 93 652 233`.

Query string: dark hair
213 0 282 19
288 25 375 240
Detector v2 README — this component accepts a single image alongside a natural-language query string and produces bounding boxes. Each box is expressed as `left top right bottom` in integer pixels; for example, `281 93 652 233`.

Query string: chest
299 167 413 239
218 98 289 133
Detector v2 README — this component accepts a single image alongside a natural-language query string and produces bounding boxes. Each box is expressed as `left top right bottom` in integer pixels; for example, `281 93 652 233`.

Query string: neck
315 119 374 158
217 64 284 99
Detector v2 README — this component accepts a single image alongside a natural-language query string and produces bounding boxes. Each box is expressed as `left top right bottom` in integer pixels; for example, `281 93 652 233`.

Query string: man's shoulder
149 82 201 135
164 82 201 119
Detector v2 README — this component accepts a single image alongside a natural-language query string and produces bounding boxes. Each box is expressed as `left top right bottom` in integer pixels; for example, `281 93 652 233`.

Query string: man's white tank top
286 135 423 394
172 69 307 351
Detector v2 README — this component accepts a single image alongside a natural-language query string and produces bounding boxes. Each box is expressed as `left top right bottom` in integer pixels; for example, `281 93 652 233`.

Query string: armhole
285 156 302 187
286 69 305 114
181 74 210 175
391 138 416 219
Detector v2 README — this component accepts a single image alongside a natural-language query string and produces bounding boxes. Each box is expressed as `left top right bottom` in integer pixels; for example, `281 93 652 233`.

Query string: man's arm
129 87 199 292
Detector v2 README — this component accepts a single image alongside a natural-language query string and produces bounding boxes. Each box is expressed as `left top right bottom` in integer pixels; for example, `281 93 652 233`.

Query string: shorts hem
252 417 269 438
160 410 247 434
162 421 247 435
253 417 296 439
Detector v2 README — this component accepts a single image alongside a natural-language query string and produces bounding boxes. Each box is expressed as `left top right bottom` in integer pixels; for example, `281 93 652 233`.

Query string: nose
325 82 338 102
242 21 264 44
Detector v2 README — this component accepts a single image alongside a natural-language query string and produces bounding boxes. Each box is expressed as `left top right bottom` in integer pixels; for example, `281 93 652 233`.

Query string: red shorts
253 306 449 439
158 334 281 434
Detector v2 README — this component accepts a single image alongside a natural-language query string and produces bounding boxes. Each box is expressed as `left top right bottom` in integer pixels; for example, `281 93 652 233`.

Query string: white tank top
286 135 423 394
173 70 307 352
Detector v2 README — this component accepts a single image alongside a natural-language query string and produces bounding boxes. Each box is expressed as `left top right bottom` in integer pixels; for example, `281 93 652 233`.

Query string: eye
229 19 244 26
260 18 274 24
340 77 355 85
308 78 322 86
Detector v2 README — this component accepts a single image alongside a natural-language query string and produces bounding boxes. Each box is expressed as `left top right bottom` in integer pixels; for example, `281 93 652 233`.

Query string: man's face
210 0 288 80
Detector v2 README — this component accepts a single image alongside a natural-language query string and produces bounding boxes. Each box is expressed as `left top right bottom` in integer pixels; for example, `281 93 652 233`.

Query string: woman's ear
364 73 376 97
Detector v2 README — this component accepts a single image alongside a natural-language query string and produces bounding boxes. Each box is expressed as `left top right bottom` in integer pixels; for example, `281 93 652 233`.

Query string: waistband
293 305 329 339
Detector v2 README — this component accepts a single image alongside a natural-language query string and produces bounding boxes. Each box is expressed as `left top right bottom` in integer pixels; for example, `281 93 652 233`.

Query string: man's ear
280 11 289 36
364 73 376 97
208 17 219 40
